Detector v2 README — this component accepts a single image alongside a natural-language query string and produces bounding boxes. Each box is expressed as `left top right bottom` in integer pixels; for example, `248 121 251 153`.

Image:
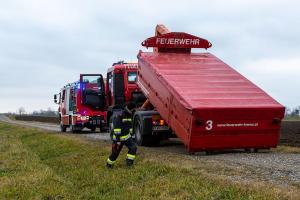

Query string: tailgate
188 107 285 151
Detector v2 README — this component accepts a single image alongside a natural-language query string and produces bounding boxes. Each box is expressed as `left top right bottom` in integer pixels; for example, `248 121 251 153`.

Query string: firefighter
106 102 137 168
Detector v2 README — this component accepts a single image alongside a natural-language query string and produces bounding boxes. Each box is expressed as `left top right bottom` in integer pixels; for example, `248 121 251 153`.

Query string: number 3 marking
206 120 213 130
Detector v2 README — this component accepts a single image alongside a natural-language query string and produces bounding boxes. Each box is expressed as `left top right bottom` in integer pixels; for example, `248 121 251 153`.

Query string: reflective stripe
107 158 115 164
112 133 131 141
129 128 133 133
120 134 130 141
122 118 132 122
127 154 136 160
114 128 121 134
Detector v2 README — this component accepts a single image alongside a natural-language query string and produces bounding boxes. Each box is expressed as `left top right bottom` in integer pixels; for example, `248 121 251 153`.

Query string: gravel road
0 114 110 140
1 114 299 189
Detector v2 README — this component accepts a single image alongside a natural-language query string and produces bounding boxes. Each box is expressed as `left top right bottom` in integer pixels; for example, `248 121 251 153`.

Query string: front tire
60 123 67 132
134 119 144 145
71 124 81 133
90 126 96 132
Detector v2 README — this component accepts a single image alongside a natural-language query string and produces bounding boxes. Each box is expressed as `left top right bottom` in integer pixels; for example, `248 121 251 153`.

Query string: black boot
106 163 113 169
126 159 134 167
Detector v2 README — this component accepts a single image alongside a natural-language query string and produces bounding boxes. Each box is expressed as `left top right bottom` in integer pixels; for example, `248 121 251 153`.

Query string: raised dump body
137 26 285 152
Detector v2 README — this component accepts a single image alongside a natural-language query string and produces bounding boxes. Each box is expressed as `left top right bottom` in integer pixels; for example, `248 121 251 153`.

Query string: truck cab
106 61 173 146
54 74 106 132
106 61 146 121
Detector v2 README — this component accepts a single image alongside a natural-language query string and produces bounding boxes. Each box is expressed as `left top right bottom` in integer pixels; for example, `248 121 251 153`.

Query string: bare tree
18 107 25 115
291 107 300 116
285 107 291 116
286 106 300 117
31 107 58 116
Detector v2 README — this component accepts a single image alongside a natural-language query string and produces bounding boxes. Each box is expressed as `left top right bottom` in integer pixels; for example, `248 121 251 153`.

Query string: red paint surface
106 63 141 107
142 32 212 49
59 74 106 126
138 52 285 152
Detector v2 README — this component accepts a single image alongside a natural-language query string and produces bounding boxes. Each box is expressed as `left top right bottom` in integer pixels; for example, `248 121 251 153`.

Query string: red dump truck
133 25 285 152
54 74 106 132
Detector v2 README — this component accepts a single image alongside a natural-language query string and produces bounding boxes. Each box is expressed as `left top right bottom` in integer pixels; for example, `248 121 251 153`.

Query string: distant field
12 115 59 124
284 116 300 121
0 123 295 200
280 120 300 146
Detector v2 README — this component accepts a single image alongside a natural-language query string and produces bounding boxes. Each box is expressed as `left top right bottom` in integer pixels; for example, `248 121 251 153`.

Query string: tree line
15 107 58 117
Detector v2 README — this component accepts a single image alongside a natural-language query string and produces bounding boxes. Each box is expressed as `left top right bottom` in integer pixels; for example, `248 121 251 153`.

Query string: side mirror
54 94 58 104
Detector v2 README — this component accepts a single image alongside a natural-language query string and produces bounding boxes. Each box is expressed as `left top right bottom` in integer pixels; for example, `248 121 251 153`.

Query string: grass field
0 123 295 200
284 116 300 121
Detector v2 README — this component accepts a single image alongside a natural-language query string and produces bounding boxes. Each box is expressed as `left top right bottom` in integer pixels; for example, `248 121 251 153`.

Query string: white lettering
156 38 161 44
169 38 174 45
217 123 259 128
193 39 200 45
206 120 213 130
156 38 200 46
156 38 159 44
186 39 190 45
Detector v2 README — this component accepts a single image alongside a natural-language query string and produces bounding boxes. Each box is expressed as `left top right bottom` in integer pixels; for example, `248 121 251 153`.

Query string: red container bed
137 51 285 152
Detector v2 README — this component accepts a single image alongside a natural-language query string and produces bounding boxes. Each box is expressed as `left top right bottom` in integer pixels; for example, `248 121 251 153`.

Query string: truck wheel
134 118 159 146
60 123 67 132
134 119 144 145
90 126 96 132
71 125 81 133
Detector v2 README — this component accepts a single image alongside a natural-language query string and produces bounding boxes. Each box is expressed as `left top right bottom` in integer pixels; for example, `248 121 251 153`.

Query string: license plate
152 126 169 131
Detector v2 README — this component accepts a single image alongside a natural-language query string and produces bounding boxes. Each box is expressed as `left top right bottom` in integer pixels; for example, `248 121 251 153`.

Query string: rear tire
60 123 67 132
134 117 159 146
134 119 144 145
71 125 81 133
90 126 96 132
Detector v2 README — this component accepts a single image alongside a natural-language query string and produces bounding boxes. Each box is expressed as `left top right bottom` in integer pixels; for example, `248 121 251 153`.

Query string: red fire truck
105 61 173 145
54 74 106 133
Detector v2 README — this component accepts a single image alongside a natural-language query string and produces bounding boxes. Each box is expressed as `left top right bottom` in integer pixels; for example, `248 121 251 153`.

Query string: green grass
284 116 300 121
0 123 292 200
275 146 300 154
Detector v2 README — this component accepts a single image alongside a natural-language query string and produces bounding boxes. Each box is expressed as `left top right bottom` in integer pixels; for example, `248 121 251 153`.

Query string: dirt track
1 114 300 190
0 115 110 140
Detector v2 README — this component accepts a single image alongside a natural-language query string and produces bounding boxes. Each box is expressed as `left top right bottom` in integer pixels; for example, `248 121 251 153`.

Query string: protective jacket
111 110 133 141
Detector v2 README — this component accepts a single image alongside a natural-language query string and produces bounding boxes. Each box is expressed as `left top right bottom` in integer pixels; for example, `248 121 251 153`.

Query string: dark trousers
108 137 137 164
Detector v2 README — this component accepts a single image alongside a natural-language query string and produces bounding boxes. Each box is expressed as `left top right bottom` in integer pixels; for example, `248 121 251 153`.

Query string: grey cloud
0 0 299 112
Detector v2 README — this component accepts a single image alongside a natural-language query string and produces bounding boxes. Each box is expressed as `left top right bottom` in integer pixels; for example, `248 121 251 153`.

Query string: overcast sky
0 0 299 113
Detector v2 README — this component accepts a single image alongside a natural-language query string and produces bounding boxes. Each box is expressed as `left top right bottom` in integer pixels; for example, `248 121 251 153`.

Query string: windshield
82 75 102 85
81 75 105 110
127 72 137 83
